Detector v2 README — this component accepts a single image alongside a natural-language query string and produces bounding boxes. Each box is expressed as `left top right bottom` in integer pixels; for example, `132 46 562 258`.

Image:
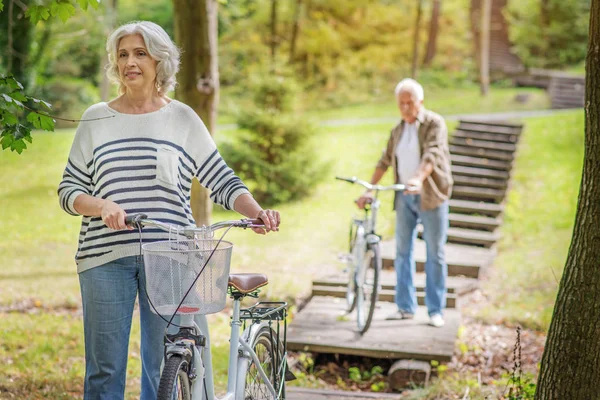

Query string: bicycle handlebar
125 213 265 238
335 176 407 192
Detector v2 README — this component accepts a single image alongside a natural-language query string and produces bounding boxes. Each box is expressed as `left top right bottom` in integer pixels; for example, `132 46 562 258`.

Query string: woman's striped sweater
57 100 250 273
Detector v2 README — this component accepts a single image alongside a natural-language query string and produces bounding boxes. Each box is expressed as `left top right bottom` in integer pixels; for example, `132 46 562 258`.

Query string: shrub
221 76 329 206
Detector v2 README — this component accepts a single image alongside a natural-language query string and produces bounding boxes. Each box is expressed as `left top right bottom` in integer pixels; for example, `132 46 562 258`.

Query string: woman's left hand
253 209 281 234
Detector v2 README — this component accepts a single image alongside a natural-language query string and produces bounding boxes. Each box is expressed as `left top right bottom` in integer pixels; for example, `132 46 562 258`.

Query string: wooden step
451 154 512 171
311 286 458 308
449 213 501 231
458 121 523 134
381 239 494 278
449 199 503 217
287 298 462 362
452 175 508 190
451 185 506 203
454 129 519 144
451 137 517 152
417 226 500 248
451 165 510 180
459 119 523 129
450 145 514 162
313 271 480 296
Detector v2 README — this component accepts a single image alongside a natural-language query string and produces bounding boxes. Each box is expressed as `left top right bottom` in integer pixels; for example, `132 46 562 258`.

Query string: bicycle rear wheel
356 242 381 334
157 355 192 400
237 326 285 399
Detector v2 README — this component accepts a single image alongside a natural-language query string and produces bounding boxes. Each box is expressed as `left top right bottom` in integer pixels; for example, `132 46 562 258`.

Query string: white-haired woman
57 21 280 399
357 78 452 328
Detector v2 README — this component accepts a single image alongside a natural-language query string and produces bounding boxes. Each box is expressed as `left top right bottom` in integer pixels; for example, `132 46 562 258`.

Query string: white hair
106 21 180 96
394 78 424 102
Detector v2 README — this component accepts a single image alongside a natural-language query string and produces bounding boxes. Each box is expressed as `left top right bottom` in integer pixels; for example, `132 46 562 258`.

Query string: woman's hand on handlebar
253 209 281 235
101 200 131 231
356 192 374 209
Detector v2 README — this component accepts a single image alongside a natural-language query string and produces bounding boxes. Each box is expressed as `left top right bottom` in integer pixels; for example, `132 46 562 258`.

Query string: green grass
0 98 582 398
216 86 550 127
476 110 584 331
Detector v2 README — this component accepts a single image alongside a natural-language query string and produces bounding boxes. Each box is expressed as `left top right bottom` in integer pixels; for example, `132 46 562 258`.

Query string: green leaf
25 5 51 25
88 0 100 10
1 134 13 150
0 109 18 126
0 1 4 13
1 93 24 108
8 91 27 102
11 139 27 154
50 2 76 23
77 0 89 10
31 97 52 110
26 112 55 131
24 135 33 143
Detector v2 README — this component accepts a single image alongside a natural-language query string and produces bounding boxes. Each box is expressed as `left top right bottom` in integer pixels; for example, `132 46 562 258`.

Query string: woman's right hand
101 200 130 230
356 192 375 209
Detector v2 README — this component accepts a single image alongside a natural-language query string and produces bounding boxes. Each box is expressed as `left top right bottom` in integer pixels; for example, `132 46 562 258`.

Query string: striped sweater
58 100 250 273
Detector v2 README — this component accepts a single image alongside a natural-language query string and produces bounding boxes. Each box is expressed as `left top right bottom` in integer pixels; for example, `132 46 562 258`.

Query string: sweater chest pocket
156 148 179 187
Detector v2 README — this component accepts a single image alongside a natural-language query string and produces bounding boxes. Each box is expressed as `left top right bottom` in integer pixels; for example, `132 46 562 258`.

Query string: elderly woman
57 21 280 399
357 78 452 328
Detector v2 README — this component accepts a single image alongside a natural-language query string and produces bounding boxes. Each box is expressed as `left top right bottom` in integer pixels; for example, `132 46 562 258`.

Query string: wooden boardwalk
287 119 524 392
288 387 403 399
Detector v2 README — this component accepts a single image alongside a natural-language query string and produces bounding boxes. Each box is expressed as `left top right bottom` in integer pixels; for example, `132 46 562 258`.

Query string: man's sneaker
430 313 445 328
386 310 415 320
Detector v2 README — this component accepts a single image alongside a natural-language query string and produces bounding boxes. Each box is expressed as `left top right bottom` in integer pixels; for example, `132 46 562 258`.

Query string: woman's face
117 34 158 94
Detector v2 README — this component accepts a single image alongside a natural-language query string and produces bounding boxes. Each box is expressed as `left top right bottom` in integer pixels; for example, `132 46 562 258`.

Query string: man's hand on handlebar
356 192 375 209
405 178 422 195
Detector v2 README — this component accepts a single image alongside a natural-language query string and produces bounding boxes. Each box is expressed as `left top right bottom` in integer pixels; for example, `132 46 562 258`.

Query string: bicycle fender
366 233 381 245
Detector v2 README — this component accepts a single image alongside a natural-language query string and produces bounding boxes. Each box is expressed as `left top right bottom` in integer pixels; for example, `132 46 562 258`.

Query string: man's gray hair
106 21 180 96
394 78 424 102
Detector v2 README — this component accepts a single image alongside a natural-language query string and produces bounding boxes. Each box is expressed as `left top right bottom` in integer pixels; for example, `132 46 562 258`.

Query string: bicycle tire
237 326 286 399
356 242 381 334
346 222 362 313
156 355 192 400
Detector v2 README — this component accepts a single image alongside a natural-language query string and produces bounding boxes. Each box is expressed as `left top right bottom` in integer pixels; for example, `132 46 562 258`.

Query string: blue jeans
79 255 167 400
394 193 448 316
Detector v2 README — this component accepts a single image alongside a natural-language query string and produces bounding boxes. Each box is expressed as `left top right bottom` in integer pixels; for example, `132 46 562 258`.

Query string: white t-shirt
395 121 421 185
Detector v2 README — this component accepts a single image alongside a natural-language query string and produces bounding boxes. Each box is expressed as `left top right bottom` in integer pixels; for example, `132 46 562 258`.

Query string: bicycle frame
125 214 288 399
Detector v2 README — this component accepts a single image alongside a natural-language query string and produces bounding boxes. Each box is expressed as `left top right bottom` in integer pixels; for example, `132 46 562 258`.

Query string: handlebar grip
335 176 357 183
125 213 148 227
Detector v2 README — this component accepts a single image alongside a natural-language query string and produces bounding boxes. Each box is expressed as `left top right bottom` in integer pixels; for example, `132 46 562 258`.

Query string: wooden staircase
287 119 524 388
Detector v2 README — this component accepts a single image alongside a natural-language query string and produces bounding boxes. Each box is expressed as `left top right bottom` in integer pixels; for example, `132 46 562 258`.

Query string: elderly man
357 78 452 327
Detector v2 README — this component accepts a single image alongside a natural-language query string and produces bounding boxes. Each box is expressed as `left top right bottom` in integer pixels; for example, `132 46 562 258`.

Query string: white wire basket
142 239 233 315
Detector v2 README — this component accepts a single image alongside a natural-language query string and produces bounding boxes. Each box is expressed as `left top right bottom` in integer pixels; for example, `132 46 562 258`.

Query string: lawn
0 89 582 398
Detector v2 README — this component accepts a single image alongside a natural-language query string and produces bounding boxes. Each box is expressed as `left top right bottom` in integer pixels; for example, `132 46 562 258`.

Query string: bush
221 77 329 206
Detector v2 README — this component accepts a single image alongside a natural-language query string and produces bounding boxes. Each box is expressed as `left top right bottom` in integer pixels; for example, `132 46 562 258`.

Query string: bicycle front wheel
356 242 382 334
157 355 192 400
237 326 285 399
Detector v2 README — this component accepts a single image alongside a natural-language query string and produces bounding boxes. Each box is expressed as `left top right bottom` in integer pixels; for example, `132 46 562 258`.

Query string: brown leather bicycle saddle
228 273 268 294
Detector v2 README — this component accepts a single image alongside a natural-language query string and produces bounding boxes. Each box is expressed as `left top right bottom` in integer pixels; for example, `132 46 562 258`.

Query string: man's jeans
394 193 449 316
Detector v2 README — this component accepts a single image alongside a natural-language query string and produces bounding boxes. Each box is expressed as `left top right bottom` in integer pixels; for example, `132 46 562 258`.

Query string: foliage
0 74 54 154
23 0 100 24
506 0 590 69
220 75 329 206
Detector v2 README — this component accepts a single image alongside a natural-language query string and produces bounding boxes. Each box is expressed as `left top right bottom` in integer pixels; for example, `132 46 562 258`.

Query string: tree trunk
479 0 491 96
100 0 118 102
423 0 441 66
411 0 424 79
1 0 33 87
270 0 278 69
535 1 600 398
289 0 302 63
173 0 219 226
